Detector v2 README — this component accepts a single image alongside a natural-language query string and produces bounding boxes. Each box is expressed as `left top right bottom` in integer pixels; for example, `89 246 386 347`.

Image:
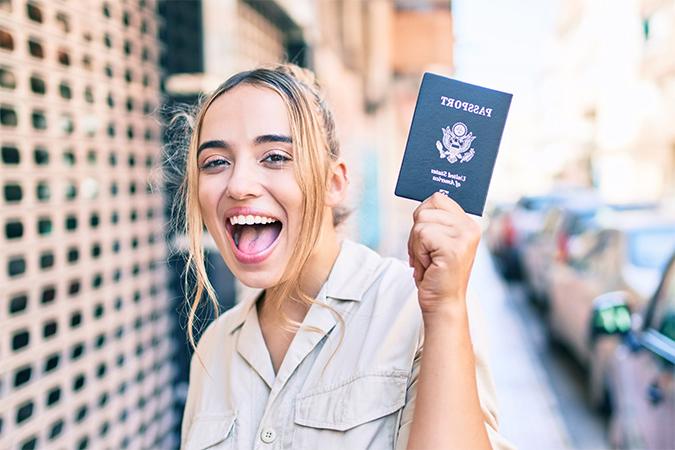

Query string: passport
395 72 512 216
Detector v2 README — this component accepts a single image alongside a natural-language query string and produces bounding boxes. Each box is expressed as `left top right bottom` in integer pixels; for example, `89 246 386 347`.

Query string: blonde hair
177 64 348 359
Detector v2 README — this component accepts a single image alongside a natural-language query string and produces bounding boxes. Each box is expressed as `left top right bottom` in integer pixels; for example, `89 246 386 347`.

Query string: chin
234 271 282 289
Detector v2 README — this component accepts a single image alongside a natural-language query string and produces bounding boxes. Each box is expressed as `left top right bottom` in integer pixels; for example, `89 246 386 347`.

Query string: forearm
406 301 492 450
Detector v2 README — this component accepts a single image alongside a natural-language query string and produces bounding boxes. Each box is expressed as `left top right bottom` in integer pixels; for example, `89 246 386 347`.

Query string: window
28 39 44 59
59 113 74 135
5 220 23 239
0 28 14 51
37 217 52 235
4 182 22 202
41 286 56 304
34 147 49 165
8 256 26 277
67 247 79 263
39 251 54 269
82 54 93 71
1 105 18 126
14 365 32 388
36 181 50 201
63 150 75 166
30 75 46 95
26 2 43 22
43 353 60 372
89 212 100 228
43 320 57 338
65 181 77 201
2 145 20 164
31 110 47 130
84 86 94 103
12 329 30 350
55 12 70 33
0 66 16 89
57 49 70 66
16 400 34 423
65 214 77 231
46 387 61 407
48 420 64 440
9 293 28 314
103 33 112 48
59 81 72 99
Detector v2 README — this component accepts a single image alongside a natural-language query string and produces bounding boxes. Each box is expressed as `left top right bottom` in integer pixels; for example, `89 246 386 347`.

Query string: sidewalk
470 244 572 450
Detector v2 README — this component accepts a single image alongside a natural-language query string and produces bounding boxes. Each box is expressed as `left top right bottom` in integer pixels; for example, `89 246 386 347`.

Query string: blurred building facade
535 0 675 202
0 0 175 449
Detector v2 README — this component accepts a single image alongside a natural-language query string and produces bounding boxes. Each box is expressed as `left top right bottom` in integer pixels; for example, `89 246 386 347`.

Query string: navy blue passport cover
395 72 512 216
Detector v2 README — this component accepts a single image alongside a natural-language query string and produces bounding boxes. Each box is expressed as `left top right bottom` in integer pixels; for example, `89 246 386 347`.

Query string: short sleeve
393 303 516 450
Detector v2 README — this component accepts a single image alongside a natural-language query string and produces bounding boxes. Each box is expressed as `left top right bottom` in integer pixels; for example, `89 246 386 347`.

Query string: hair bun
274 63 322 92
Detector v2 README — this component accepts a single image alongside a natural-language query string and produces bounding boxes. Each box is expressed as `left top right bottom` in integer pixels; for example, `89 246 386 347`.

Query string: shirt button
260 428 277 444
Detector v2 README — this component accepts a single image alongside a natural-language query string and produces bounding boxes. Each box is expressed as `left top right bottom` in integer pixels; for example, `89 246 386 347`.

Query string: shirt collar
226 238 378 334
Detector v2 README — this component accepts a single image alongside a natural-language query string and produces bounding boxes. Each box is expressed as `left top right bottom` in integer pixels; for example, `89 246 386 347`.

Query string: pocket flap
185 413 236 450
295 372 408 431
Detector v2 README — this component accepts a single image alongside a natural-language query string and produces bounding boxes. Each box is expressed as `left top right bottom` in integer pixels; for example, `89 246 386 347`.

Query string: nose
225 159 263 200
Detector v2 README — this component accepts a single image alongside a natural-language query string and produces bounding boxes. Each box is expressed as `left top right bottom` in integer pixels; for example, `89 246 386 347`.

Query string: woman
178 64 512 450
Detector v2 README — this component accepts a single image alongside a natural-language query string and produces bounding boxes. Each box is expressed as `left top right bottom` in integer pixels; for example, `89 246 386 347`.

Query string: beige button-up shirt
181 239 513 450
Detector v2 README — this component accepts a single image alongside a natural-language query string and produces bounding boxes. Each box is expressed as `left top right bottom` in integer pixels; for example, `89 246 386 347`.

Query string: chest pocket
184 413 236 450
293 372 408 449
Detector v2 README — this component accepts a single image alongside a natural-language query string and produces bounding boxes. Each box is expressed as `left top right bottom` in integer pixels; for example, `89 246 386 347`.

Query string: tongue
237 224 279 254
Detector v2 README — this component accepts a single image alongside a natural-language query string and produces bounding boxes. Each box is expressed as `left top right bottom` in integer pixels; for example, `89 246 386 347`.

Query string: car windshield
628 228 675 269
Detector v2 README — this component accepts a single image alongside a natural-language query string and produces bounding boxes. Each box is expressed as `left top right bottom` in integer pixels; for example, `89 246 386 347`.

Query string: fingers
413 192 464 222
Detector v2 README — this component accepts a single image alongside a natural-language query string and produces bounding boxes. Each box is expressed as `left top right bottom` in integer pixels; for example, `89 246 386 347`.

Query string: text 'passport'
395 72 512 216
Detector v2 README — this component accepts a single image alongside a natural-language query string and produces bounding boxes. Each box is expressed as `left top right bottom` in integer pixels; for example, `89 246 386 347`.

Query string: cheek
197 177 225 224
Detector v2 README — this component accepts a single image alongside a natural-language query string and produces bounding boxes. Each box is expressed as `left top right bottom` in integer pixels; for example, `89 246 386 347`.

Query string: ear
325 159 349 207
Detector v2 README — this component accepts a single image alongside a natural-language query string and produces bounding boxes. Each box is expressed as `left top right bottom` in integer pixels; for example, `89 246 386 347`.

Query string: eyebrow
197 134 292 155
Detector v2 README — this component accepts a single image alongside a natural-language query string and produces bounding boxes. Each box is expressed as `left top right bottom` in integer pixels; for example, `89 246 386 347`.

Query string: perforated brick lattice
0 1 175 449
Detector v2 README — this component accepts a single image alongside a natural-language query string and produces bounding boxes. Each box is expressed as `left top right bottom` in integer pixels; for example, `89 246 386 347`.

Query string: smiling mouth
225 215 283 256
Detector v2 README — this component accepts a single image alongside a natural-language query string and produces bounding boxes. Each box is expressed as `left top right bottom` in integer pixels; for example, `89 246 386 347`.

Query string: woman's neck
260 215 342 323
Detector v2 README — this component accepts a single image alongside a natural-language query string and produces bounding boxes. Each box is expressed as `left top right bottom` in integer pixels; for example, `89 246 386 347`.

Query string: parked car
487 195 560 280
595 252 675 450
488 188 600 281
546 211 675 410
521 191 603 305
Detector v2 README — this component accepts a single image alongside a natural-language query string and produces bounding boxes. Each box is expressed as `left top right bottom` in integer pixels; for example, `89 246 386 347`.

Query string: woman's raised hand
407 192 481 315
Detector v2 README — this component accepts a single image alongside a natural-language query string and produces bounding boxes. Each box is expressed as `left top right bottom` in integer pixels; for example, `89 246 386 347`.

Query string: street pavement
470 244 574 450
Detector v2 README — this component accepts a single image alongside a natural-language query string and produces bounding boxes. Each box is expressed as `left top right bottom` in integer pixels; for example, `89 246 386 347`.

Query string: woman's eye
262 152 291 165
200 158 229 170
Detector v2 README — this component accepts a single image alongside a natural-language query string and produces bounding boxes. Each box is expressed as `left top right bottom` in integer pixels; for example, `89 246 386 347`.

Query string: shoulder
344 239 418 306
338 240 422 341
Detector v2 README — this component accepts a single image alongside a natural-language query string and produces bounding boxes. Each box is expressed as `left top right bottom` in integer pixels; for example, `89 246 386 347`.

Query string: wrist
421 299 469 327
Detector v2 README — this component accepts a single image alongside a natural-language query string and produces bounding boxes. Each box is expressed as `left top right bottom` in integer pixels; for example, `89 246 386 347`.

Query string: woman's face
197 85 303 288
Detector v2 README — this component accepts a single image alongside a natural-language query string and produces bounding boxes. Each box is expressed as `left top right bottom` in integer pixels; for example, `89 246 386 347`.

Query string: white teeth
228 214 278 225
